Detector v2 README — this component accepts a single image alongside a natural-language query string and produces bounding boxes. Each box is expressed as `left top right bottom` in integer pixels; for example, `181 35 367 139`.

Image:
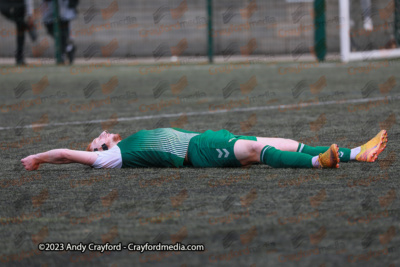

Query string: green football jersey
117 128 200 168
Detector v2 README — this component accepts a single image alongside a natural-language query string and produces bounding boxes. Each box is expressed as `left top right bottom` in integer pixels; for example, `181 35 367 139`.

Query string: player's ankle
350 147 361 160
312 156 321 168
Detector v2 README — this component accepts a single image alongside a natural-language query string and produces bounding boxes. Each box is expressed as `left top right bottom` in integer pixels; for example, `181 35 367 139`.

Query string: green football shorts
187 129 257 167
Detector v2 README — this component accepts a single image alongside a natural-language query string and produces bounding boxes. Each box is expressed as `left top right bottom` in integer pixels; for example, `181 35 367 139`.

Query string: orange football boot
356 130 388 162
318 144 340 168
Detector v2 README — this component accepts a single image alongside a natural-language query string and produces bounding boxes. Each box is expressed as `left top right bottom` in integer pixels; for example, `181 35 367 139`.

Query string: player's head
86 130 122 152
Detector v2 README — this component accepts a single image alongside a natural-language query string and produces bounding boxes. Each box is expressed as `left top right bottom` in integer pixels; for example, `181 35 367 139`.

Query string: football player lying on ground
21 128 388 171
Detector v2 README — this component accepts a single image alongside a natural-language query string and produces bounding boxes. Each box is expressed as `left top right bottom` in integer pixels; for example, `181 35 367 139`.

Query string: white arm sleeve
92 145 122 169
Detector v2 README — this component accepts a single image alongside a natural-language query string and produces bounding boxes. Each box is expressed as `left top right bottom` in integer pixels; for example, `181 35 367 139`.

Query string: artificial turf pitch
0 60 399 266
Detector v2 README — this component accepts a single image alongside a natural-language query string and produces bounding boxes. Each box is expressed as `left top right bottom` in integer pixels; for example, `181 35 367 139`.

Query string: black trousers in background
45 20 70 61
0 3 27 62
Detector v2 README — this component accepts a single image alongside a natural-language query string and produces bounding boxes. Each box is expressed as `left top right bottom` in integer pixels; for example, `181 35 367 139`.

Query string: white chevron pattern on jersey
216 148 230 158
138 128 199 158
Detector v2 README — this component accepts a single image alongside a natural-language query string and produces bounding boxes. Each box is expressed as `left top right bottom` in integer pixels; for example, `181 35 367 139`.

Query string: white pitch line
0 95 399 131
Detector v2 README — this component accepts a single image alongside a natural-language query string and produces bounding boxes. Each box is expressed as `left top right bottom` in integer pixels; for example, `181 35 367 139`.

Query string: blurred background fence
0 0 397 62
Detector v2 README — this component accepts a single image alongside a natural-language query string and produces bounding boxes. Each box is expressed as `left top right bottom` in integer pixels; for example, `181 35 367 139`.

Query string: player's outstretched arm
21 149 98 171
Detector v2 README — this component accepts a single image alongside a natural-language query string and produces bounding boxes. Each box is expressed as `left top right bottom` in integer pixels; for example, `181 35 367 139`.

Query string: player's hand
21 155 40 171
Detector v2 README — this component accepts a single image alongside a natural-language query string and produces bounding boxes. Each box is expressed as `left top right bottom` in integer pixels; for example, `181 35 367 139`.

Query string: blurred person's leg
61 20 76 64
361 0 373 31
45 20 74 64
0 3 27 65
59 20 68 56
45 21 65 64
16 21 26 65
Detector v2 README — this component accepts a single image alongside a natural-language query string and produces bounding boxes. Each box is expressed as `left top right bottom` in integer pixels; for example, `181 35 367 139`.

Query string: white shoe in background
363 17 373 31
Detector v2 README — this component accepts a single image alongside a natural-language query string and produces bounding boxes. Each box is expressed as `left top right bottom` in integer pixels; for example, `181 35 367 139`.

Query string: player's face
90 130 122 151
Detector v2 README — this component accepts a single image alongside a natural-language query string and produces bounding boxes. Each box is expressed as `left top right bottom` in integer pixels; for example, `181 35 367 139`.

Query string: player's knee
249 142 265 160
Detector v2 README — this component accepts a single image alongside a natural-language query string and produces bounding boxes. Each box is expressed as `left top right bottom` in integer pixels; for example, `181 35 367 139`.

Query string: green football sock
260 145 313 168
297 143 351 162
